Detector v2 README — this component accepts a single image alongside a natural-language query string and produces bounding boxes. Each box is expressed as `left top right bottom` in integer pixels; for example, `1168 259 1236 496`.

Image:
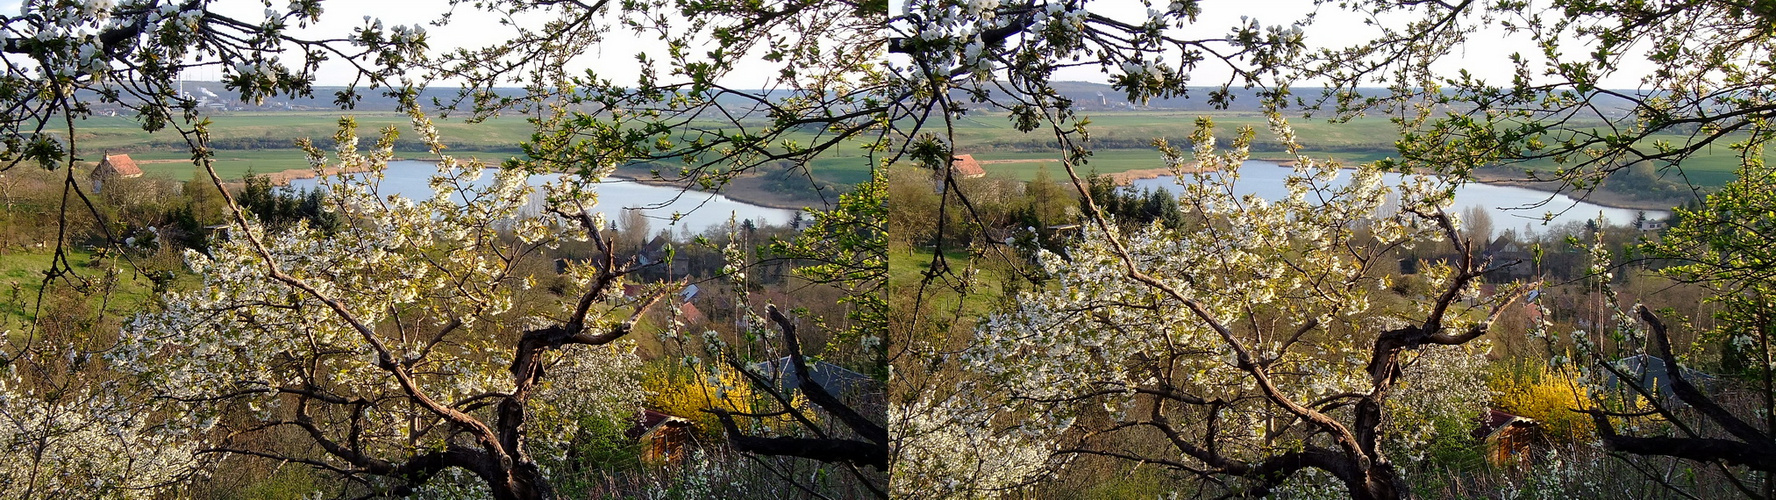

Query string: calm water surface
285 161 802 231
1127 161 1668 236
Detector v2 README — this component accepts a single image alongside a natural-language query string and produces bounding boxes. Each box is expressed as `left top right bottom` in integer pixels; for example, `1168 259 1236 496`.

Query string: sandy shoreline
1101 165 1215 184
259 164 377 186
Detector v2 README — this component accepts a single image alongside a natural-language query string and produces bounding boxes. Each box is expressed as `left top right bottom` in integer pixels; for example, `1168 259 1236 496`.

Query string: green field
59 111 876 186
115 148 421 180
0 247 161 326
888 248 1011 319
64 111 533 152
948 110 1759 187
53 107 1758 189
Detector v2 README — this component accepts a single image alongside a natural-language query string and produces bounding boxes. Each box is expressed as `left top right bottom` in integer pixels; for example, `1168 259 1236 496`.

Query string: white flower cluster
1119 58 1161 79
530 341 646 448
891 396 1052 498
897 0 1090 85
0 371 198 497
112 109 650 471
1384 342 1493 462
930 115 1465 482
12 0 133 77
230 59 283 85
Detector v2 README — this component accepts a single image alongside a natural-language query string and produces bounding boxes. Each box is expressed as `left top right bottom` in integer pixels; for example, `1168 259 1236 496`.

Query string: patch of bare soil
1104 163 1215 184
260 164 377 186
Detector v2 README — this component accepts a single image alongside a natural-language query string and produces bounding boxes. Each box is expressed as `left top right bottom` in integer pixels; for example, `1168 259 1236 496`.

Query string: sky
213 0 678 87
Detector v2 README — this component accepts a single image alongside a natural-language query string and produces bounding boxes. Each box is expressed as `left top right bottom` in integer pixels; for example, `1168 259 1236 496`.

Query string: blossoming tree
884 0 1499 496
0 330 199 497
111 111 663 499
3 0 887 496
917 115 1520 499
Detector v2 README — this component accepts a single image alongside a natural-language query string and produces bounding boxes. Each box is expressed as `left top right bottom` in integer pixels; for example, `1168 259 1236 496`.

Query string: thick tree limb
769 304 888 446
710 409 886 470
1640 306 1771 445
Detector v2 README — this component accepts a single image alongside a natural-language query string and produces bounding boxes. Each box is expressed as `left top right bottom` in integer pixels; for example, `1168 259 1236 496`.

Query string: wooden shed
626 409 697 463
1472 408 1542 466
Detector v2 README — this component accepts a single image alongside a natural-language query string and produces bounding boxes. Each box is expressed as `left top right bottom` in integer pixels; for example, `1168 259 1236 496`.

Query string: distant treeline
113 137 531 153
965 137 1397 155
961 82 1650 114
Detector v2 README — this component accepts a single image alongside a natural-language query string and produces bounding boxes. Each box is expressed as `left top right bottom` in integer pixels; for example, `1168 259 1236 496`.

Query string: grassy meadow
58 111 877 186
888 248 1009 315
0 246 167 327
949 110 1755 187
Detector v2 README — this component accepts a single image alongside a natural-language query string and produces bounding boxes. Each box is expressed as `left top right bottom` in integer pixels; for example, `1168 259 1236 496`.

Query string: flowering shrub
642 362 770 439
0 371 198 498
890 395 1052 499
1489 365 1597 444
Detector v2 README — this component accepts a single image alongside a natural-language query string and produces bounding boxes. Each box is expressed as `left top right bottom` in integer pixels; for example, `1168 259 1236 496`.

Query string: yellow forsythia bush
640 362 813 438
1489 364 1597 443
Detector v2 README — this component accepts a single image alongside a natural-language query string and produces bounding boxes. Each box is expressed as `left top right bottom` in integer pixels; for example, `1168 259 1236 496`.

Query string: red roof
1523 304 1544 324
951 154 985 178
93 154 143 178
679 302 705 324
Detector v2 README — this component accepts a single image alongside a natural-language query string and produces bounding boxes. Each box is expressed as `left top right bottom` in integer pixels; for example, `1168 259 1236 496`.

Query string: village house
950 154 987 179
90 154 143 192
925 154 991 193
752 356 883 406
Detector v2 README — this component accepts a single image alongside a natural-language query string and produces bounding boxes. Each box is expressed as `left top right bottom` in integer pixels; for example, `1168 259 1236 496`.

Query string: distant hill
1039 81 1281 112
968 81 1372 113
71 81 521 115
969 81 1647 117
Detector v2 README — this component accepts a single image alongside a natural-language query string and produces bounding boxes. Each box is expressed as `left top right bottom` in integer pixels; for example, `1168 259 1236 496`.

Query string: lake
284 160 802 232
1127 161 1668 236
